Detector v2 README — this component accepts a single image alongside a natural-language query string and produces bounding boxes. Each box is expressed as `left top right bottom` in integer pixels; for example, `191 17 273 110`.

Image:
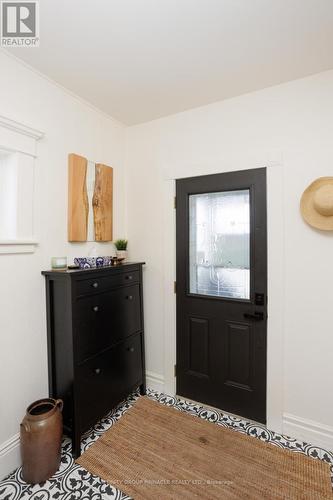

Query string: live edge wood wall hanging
68 154 88 241
93 163 113 241
68 153 113 242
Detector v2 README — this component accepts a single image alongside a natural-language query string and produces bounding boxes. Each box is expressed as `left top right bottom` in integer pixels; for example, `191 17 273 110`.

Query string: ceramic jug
20 398 63 484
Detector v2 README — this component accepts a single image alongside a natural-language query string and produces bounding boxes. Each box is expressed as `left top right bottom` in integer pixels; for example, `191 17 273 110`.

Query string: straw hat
300 177 333 230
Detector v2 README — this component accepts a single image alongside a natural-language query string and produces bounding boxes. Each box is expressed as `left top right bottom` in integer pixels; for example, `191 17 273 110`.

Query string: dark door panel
176 168 267 423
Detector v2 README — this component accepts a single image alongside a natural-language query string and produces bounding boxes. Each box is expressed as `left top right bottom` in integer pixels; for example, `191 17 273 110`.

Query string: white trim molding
283 413 333 452
0 114 44 141
146 371 165 393
0 240 38 254
0 433 20 480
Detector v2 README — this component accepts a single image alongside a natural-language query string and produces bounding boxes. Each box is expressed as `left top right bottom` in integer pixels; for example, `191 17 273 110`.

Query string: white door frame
161 160 285 433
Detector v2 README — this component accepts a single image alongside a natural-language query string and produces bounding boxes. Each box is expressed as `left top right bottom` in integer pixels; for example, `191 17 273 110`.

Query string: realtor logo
1 1 39 46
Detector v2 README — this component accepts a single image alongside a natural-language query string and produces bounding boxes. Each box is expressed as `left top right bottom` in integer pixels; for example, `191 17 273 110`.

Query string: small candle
51 257 67 269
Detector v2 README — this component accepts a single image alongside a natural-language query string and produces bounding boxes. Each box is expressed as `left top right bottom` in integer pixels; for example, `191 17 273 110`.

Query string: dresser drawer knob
127 347 135 353
92 305 99 312
92 282 99 288
126 295 133 301
94 368 101 375
125 275 133 280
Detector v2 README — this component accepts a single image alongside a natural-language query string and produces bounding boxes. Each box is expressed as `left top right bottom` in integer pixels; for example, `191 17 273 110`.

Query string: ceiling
6 0 333 125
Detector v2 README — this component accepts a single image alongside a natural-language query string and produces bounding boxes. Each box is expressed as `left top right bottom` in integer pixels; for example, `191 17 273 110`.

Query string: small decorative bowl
111 257 125 266
74 257 112 269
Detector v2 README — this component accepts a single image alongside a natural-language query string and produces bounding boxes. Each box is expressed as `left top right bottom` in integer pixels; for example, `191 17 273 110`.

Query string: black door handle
244 311 265 321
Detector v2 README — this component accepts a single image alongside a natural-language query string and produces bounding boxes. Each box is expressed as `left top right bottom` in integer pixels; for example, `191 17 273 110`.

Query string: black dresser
42 262 146 457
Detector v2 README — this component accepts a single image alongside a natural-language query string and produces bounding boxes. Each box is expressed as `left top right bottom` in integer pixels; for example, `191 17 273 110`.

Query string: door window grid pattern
189 190 250 299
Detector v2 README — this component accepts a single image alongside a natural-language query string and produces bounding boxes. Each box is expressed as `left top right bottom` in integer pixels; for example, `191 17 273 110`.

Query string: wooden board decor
93 163 113 241
68 153 88 241
68 154 113 242
77 396 332 500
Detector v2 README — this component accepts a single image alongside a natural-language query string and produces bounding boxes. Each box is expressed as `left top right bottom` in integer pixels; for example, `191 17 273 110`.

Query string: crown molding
0 114 44 141
1 49 126 129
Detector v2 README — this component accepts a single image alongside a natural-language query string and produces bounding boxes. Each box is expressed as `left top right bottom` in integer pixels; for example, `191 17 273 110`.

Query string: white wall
0 51 126 478
125 70 333 450
1 50 333 479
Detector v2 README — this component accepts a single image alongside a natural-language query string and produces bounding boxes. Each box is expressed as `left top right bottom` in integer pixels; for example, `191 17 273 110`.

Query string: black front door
176 168 267 423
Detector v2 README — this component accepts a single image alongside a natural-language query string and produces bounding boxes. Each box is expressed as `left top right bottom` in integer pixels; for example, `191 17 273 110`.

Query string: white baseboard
283 413 333 452
0 433 20 480
146 371 165 393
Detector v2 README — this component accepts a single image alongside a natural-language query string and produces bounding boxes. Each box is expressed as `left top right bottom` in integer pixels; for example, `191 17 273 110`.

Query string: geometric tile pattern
1 389 332 499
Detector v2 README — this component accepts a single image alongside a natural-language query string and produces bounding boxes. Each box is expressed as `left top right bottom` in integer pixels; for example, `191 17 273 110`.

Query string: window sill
0 240 38 254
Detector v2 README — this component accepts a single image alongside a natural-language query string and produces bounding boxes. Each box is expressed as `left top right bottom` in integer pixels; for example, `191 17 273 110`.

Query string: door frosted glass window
189 190 250 299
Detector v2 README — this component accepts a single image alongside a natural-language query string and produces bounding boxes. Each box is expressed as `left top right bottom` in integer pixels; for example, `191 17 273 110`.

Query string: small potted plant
114 239 128 261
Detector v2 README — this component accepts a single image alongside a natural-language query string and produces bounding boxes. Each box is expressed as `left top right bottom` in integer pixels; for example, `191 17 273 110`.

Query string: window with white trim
0 115 43 254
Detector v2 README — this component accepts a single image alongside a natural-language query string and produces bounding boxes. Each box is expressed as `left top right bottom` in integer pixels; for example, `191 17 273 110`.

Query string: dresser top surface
42 262 145 277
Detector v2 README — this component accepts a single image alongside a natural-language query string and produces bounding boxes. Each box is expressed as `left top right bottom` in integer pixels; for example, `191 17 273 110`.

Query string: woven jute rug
77 396 332 499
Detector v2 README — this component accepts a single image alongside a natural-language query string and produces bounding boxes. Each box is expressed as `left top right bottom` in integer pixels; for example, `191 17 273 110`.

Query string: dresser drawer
76 333 143 430
75 269 140 296
74 284 142 362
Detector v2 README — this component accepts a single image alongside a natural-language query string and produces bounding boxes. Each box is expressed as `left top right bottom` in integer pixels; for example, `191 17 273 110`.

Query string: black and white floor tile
1 389 332 499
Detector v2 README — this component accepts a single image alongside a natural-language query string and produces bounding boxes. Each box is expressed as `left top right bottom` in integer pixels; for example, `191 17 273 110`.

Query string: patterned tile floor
1 389 332 499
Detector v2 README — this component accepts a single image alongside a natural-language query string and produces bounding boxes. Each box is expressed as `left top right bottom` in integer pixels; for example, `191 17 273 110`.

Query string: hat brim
300 177 333 231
